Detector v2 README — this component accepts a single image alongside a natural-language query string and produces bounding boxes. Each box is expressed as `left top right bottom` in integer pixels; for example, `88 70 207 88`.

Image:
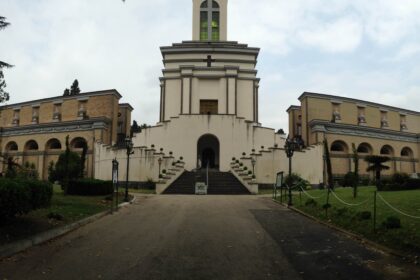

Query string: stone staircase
163 170 250 195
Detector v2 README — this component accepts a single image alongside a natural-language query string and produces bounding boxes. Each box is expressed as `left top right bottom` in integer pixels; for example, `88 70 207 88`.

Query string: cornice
286 105 301 113
0 118 111 137
0 89 122 110
299 92 420 116
310 120 420 143
160 41 260 57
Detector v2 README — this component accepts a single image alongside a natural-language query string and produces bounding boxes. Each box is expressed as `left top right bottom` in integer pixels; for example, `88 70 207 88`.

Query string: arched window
46 138 62 150
25 140 39 151
200 0 220 41
401 147 413 158
71 137 87 149
330 140 348 153
380 145 394 156
357 143 372 154
5 141 18 152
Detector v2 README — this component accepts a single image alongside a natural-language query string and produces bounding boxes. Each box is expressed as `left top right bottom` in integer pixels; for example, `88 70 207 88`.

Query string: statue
333 110 341 122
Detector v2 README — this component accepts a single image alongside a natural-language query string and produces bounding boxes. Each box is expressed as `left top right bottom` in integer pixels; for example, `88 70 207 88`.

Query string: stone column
225 67 238 115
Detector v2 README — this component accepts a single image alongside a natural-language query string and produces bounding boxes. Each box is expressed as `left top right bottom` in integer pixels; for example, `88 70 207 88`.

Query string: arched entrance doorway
197 134 220 169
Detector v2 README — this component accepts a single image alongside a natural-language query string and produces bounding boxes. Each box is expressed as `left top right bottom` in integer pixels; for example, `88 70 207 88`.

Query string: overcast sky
1 0 420 132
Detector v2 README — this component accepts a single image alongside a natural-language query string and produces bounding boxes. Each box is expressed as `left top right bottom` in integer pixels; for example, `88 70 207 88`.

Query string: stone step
163 170 250 195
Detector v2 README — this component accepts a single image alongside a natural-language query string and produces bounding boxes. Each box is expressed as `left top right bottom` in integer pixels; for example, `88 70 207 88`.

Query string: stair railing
206 161 209 188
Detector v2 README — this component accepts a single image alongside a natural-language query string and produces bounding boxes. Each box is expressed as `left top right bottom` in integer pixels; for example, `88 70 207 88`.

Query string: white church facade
94 0 324 193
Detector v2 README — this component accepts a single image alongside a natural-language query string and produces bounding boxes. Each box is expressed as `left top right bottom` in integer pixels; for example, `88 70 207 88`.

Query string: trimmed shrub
322 203 332 210
391 173 410 186
382 216 401 229
26 179 53 209
356 211 372 220
343 172 359 187
285 173 309 190
0 178 53 220
335 207 350 216
305 199 318 207
403 178 420 190
67 179 113 196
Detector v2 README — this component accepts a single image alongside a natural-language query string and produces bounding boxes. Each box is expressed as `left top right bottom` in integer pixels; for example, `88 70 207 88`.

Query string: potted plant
162 169 167 174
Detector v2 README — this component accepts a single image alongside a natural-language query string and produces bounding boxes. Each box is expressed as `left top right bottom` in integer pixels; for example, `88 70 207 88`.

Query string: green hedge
67 179 113 196
0 179 53 220
381 176 420 191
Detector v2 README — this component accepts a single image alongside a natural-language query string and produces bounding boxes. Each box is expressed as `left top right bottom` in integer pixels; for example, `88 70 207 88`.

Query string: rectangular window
200 100 218 115
212 12 220 41
400 114 408 131
357 107 366 125
200 11 208 41
53 104 62 121
32 107 39 124
12 109 20 126
380 111 389 128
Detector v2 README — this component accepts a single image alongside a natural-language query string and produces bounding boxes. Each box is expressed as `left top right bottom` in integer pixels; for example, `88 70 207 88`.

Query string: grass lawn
0 185 125 246
276 186 420 255
129 188 156 194
258 189 274 195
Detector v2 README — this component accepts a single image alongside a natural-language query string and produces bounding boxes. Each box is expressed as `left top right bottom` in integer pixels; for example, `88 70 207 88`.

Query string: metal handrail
206 162 209 187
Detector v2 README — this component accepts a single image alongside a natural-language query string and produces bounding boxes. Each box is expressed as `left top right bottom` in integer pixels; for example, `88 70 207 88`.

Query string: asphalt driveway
0 195 417 280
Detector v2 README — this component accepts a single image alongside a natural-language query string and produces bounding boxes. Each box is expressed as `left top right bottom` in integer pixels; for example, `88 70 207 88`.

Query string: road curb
0 196 136 260
271 198 409 261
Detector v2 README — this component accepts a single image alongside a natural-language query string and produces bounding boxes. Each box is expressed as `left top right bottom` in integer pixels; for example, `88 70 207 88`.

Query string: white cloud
297 16 363 53
393 43 420 60
0 0 419 133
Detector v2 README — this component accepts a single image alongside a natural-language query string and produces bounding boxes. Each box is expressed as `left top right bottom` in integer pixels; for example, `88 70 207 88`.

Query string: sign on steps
195 182 207 195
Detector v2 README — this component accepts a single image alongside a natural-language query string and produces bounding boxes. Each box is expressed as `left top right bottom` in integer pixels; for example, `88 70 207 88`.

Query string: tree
324 139 334 189
80 142 88 178
365 155 390 190
0 16 12 103
351 143 360 198
54 136 82 194
63 88 70 96
70 79 81 95
48 161 56 183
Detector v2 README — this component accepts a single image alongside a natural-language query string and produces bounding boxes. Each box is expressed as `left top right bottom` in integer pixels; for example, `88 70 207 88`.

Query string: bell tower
192 0 228 41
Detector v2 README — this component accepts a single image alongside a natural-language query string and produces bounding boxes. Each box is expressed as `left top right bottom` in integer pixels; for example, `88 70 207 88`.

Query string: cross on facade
204 55 216 67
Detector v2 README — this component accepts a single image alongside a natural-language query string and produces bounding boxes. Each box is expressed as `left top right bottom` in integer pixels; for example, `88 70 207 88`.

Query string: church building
94 0 323 194
3 0 416 193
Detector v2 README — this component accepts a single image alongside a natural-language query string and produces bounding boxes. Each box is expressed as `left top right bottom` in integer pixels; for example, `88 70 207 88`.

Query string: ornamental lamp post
158 157 163 178
284 137 297 206
125 137 134 202
251 157 256 178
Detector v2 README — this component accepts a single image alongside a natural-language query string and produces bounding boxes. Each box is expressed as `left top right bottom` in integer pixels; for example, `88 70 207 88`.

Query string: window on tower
212 11 220 41
200 11 208 40
199 0 220 41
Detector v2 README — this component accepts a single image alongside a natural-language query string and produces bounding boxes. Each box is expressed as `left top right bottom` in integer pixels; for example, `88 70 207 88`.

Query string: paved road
0 195 417 280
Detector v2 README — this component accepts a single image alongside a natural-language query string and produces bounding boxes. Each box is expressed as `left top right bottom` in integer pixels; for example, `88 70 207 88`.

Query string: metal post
325 187 331 217
125 153 130 202
373 191 377 233
288 156 292 206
